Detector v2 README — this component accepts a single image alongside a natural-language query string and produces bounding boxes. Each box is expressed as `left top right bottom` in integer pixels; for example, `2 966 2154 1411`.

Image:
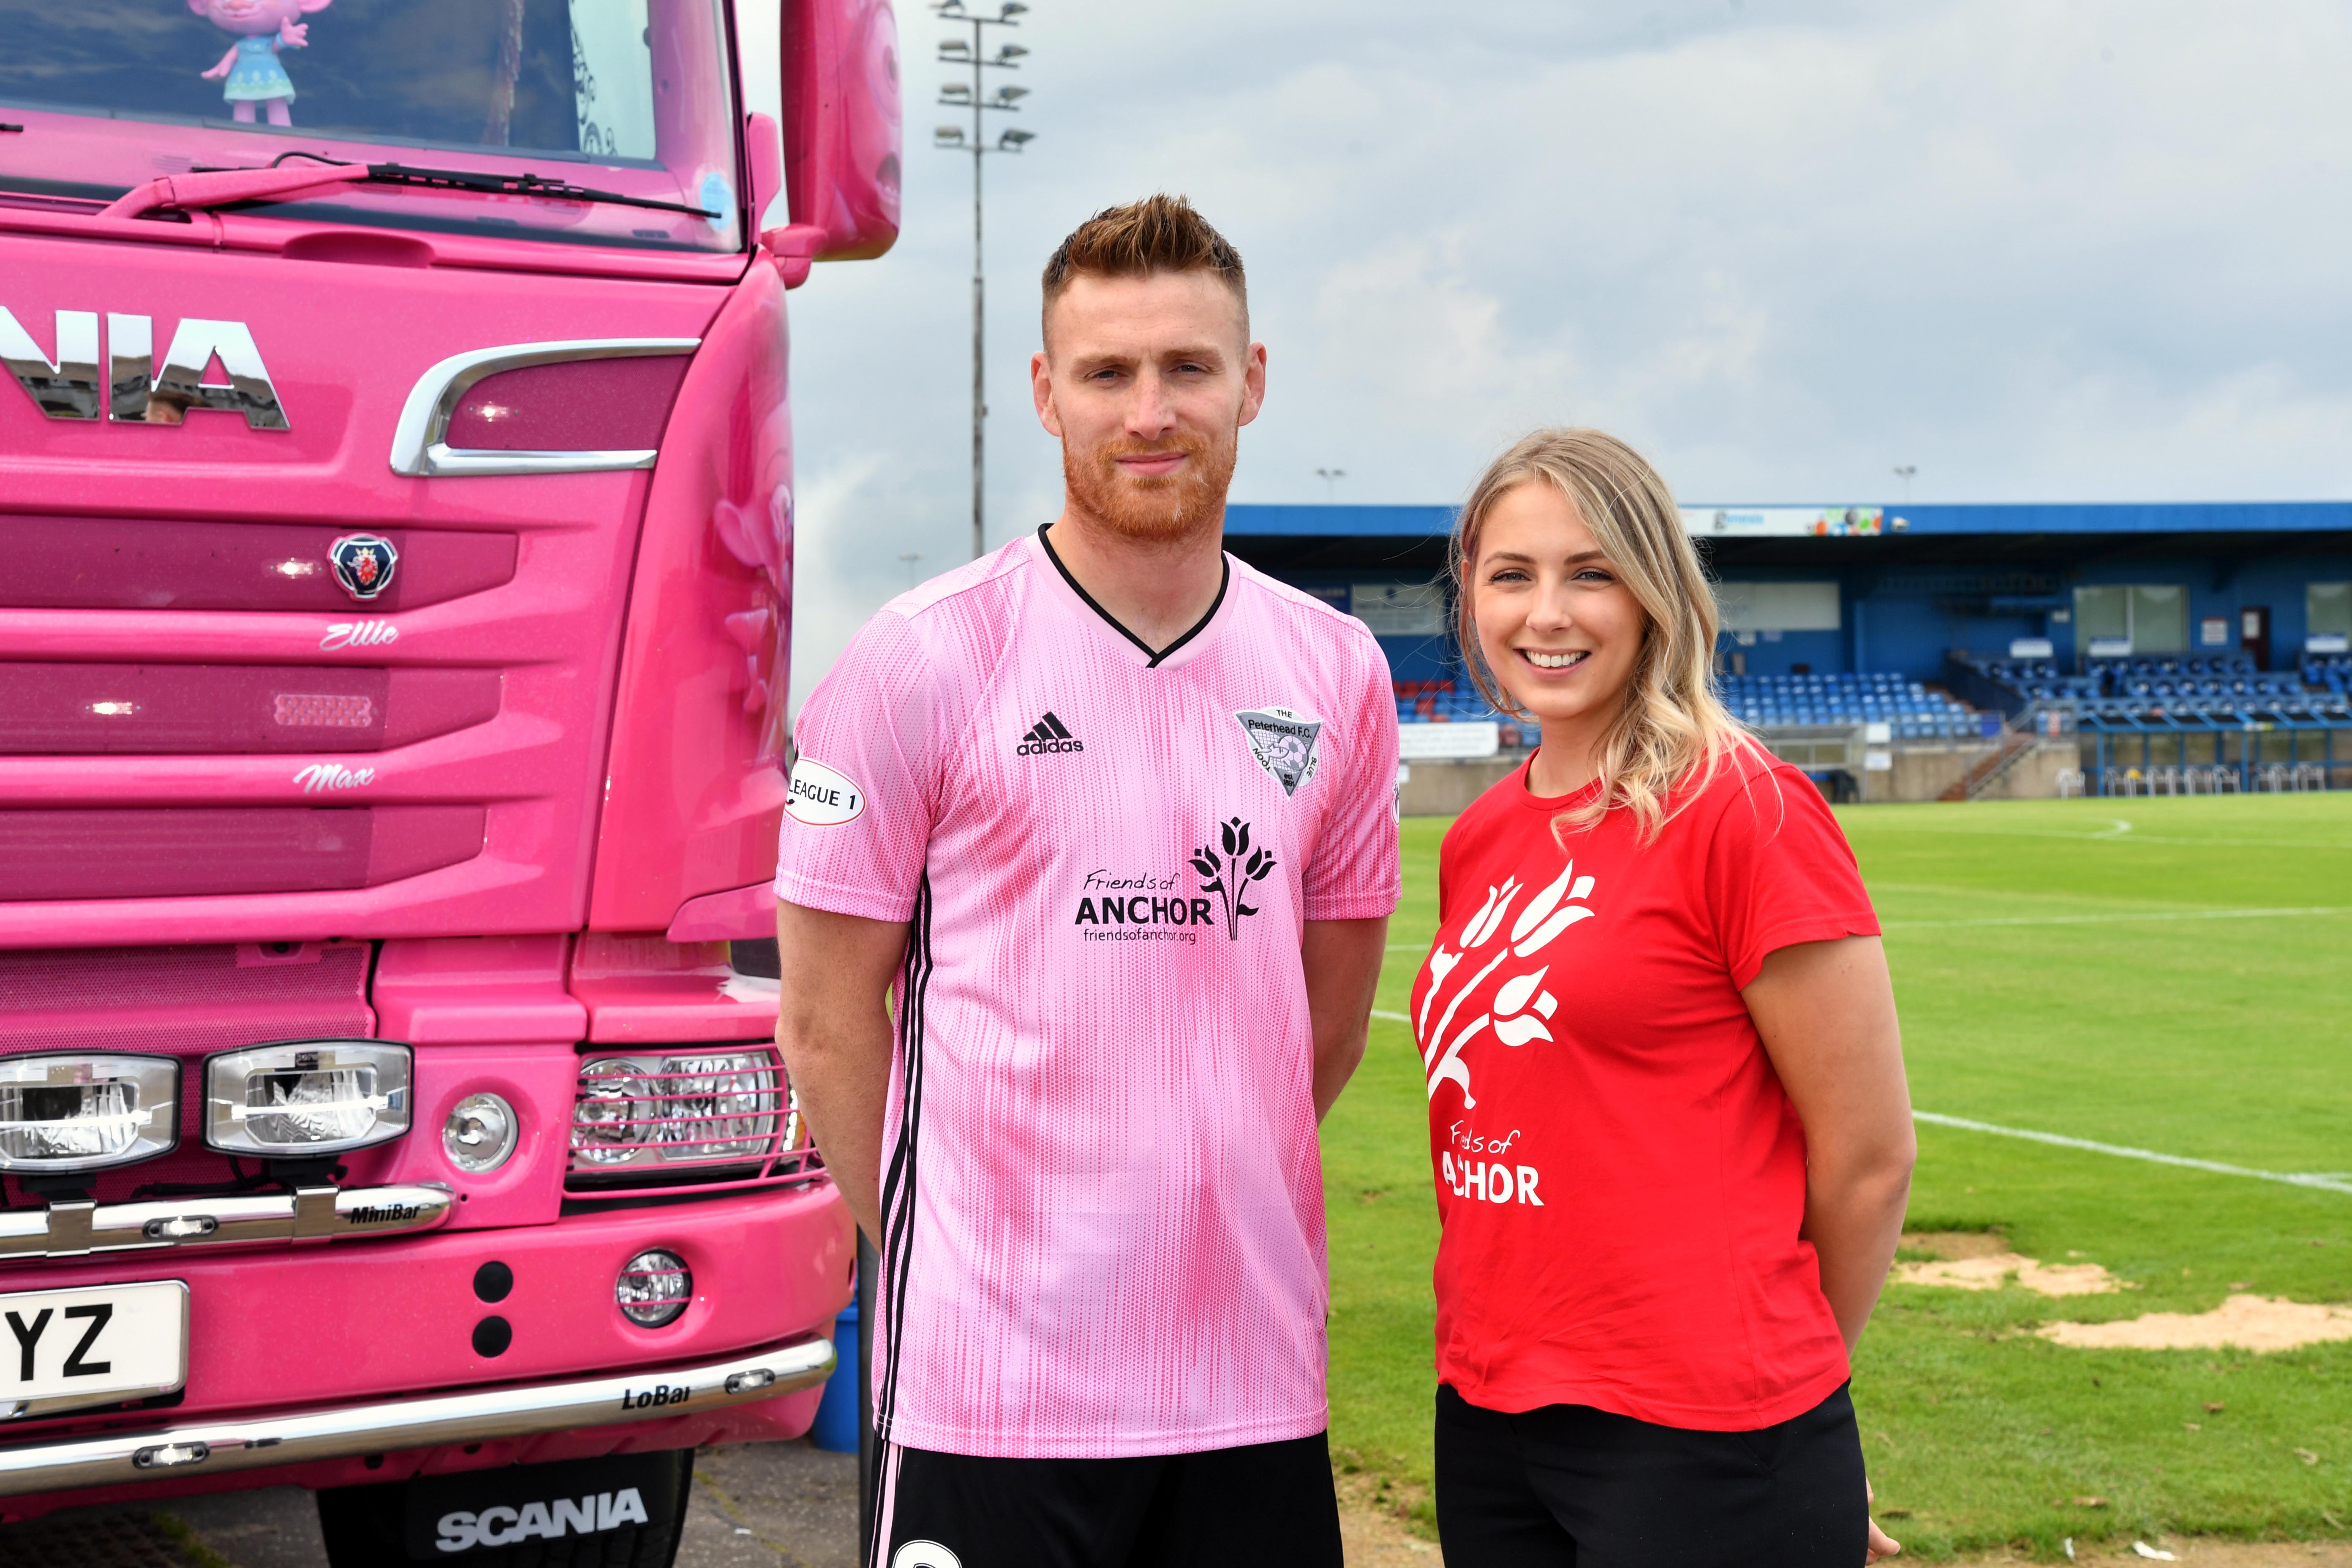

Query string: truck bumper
0 1181 855 1519
0 1336 832 1499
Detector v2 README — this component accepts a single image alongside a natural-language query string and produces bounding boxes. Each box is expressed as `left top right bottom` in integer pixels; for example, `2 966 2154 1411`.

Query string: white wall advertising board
1713 581 1841 632
1682 507 1888 538
1397 722 1500 760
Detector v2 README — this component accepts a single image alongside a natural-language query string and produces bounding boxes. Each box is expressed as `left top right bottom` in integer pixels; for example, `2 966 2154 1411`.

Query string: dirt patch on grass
1905 1230 2017 1260
1892 1233 2121 1297
2040 1293 2352 1352
1333 1473 1437 1566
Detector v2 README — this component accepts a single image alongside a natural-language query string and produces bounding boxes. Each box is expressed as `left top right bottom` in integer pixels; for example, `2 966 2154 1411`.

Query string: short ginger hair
1040 193 1248 346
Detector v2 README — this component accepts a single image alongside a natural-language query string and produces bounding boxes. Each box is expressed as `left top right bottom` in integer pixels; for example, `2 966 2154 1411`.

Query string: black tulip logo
1198 817 1275 940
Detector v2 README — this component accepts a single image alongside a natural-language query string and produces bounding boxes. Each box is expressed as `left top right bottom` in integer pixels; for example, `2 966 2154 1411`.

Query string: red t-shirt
1410 740 1880 1431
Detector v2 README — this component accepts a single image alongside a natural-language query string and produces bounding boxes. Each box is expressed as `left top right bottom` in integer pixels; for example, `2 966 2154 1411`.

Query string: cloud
785 0 2352 709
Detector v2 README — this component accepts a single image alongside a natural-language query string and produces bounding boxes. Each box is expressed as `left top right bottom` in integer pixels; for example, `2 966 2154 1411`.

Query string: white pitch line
1399 906 2351 942
1884 905 2351 931
1362 1029 2350 1195
1914 1111 2352 1196
1372 1009 1411 1024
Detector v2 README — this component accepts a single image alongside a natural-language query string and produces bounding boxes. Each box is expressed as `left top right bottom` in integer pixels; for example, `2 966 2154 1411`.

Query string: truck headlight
0 1055 178 1172
204 1041 412 1156
567 1049 790 1179
569 1061 653 1166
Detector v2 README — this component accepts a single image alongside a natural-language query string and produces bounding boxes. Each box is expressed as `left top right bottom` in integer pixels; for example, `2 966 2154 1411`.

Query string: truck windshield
0 0 743 253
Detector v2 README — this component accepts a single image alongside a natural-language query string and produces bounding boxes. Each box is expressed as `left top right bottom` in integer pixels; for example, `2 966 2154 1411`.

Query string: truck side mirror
773 0 902 265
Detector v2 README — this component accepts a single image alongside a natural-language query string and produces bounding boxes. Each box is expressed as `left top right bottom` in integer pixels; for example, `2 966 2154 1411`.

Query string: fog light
616 1248 691 1327
204 1041 411 1156
0 1055 178 1173
443 1092 517 1173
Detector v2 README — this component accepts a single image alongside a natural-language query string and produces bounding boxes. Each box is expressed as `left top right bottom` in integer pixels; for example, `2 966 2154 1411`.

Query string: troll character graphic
193 0 331 127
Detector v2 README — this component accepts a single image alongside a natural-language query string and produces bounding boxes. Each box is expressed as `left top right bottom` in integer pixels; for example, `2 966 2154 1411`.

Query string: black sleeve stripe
873 872 933 1444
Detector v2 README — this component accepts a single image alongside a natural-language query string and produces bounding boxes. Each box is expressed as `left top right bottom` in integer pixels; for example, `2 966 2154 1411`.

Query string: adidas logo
1015 712 1084 757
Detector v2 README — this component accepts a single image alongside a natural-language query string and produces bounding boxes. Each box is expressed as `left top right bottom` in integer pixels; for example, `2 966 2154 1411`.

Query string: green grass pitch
1322 792 2352 1557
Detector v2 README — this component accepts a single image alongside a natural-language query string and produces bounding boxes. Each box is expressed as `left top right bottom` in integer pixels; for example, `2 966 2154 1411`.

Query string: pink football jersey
775 529 1401 1459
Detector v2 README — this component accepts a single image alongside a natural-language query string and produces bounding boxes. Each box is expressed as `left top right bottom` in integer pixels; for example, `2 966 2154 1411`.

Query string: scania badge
328 534 398 602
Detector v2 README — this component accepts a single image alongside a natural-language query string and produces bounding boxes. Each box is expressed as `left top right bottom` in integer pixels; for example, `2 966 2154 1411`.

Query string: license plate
0 1280 187 1418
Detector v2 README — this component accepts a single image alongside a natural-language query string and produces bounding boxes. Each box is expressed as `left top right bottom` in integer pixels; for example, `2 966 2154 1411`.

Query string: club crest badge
1234 705 1323 798
328 534 398 603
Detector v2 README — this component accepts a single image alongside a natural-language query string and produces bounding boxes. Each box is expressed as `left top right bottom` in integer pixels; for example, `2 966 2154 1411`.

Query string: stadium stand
1957 653 2347 724
1392 680 1529 748
1229 501 2352 800
2303 650 2352 695
1715 672 1989 739
1396 673 1990 742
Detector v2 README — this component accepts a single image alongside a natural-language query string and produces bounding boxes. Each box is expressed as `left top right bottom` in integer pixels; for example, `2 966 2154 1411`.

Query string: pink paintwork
782 0 905 259
0 0 897 1527
588 262 796 933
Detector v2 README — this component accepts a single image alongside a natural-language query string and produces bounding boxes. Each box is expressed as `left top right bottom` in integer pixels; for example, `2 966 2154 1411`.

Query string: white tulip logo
1418 860 1597 1106
1491 966 1557 1047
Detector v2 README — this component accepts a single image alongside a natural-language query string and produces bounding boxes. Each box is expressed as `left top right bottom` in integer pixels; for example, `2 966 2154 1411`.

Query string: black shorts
871 1430 1343 1568
1435 1381 1869 1568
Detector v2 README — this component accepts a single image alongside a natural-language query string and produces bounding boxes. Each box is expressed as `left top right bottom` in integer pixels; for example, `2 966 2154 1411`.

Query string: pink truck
0 0 897 1558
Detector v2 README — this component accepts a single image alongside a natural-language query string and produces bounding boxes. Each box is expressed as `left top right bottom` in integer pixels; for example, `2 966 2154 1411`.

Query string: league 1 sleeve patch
785 756 867 826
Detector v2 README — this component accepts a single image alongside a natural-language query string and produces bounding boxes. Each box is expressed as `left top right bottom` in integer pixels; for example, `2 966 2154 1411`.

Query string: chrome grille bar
0 1183 452 1261
0 1337 833 1498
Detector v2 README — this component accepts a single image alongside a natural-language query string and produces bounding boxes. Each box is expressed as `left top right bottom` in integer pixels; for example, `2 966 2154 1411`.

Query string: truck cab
0 0 896 1558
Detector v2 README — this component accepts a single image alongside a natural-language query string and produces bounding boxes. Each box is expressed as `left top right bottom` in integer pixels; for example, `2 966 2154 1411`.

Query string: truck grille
0 664 500 754
0 515 513 612
0 808 484 902
0 510 528 916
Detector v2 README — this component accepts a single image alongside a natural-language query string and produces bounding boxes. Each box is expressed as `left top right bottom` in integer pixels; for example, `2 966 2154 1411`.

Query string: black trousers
1435 1381 1869 1567
872 1429 1343 1568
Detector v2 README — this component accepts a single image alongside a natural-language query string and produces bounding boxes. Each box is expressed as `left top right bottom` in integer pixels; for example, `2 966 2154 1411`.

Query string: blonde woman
1412 430 1913 1565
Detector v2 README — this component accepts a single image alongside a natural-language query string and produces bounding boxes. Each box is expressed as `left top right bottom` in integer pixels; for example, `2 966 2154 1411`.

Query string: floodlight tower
933 1 1035 561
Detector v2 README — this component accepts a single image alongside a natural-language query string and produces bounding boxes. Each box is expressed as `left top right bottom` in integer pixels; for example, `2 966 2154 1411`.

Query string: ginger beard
1061 424 1239 546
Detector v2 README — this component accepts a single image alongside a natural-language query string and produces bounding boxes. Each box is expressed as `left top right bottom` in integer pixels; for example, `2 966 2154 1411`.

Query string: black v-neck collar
1036 524 1230 669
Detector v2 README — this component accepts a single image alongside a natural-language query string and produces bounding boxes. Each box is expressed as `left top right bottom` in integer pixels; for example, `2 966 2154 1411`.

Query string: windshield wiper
341 161 719 219
104 152 718 223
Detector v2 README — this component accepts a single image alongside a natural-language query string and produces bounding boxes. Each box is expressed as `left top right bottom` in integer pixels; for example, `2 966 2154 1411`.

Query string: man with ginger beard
771 194 1399 1567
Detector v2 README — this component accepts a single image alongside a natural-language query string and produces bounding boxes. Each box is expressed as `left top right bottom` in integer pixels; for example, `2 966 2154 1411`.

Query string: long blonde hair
1452 428 1746 842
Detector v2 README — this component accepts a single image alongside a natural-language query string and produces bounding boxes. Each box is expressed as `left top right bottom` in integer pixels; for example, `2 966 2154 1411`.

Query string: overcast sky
777 0 2352 708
